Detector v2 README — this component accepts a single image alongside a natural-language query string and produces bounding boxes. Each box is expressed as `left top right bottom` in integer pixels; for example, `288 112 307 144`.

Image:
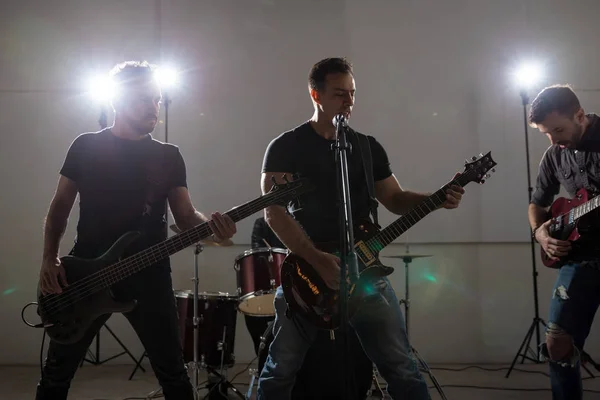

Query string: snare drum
174 290 238 368
234 247 288 316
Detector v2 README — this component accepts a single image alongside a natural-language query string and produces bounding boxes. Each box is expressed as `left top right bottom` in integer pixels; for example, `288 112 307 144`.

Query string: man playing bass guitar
529 84 600 400
36 61 237 400
257 57 464 400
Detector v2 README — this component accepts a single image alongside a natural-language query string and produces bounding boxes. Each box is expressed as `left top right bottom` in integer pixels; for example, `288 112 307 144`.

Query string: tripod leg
520 323 536 364
506 319 535 378
412 346 447 400
204 366 245 400
104 324 145 368
129 351 148 381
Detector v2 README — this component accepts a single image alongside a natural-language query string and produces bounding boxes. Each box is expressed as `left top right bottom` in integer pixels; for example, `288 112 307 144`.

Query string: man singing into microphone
256 57 465 399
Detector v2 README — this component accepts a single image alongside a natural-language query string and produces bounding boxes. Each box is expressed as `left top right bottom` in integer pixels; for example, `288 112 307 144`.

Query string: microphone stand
332 114 359 400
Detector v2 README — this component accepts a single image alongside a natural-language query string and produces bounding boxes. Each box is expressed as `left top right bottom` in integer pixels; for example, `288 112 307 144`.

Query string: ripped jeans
257 278 430 400
542 262 600 400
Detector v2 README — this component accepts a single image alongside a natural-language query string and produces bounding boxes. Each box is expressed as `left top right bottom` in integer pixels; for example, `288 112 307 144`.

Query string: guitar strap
354 130 380 228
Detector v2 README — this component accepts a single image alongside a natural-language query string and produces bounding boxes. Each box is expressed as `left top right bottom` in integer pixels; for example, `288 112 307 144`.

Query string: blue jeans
542 263 600 400
257 278 430 400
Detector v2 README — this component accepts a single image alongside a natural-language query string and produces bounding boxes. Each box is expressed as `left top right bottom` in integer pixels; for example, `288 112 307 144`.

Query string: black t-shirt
262 121 392 243
60 128 187 265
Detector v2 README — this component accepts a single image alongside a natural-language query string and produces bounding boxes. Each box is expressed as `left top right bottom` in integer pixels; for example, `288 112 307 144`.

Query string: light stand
128 91 171 382
81 105 142 371
506 89 546 377
332 114 359 400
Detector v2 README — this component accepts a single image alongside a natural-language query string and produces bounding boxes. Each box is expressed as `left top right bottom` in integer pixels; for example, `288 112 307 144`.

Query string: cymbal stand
189 242 204 399
191 243 243 400
399 254 447 400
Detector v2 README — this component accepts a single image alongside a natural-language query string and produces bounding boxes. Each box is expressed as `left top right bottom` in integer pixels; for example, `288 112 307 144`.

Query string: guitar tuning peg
479 153 483 157
491 168 496 173
472 156 477 161
485 174 490 178
465 159 470 165
282 174 290 183
271 176 277 186
480 179 486 184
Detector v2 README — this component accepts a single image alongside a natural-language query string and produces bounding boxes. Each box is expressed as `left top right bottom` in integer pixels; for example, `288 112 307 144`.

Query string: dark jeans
541 263 600 400
36 266 193 400
257 279 430 400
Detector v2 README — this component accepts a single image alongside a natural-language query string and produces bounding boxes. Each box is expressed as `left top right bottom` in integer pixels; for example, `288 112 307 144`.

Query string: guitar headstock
266 173 315 206
461 151 497 184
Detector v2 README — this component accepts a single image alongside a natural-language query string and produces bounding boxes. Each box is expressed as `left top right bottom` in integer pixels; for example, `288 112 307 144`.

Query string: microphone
332 113 347 128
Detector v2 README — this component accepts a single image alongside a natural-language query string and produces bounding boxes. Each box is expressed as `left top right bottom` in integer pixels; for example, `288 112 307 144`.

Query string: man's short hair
308 57 353 92
529 84 581 125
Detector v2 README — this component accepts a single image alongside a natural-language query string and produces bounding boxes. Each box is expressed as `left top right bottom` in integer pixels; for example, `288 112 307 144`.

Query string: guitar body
541 188 589 269
37 231 141 344
281 219 394 330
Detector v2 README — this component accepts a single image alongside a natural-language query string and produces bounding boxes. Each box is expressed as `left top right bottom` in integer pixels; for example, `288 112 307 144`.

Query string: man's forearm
42 212 68 261
391 191 431 215
264 206 317 260
528 203 550 231
177 211 209 230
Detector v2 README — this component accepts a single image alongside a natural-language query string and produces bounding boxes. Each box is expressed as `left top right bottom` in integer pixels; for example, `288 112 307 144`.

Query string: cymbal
169 224 234 247
383 254 432 259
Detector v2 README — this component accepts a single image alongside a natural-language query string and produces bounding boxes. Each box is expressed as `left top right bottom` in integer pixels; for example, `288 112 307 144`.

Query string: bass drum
258 321 374 400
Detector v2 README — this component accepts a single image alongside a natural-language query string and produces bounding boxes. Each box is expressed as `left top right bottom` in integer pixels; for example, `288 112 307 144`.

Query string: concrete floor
2 362 600 399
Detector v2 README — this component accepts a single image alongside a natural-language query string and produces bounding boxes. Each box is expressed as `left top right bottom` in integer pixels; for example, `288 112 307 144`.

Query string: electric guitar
281 152 497 330
541 187 600 269
34 175 314 344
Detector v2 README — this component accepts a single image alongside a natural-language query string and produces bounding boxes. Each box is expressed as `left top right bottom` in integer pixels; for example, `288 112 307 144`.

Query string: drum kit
168 224 286 399
169 223 446 400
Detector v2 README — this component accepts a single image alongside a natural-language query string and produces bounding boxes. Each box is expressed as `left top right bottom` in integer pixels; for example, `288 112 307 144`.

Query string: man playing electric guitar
35 61 237 400
529 84 600 400
257 57 465 400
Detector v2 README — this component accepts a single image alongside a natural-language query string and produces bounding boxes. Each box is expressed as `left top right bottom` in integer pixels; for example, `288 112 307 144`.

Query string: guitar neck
573 195 600 220
100 189 293 288
366 172 473 251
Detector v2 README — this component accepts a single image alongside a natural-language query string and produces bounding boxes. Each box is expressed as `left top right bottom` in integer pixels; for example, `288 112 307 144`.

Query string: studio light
154 66 179 89
86 74 116 104
513 62 543 89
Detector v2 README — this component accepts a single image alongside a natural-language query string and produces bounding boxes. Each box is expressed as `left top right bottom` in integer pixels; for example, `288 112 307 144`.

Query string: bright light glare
86 65 178 103
154 66 179 89
87 75 116 103
514 62 543 88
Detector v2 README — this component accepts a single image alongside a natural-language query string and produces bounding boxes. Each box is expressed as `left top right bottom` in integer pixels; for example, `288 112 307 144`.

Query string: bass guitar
33 175 314 344
541 187 600 268
281 152 497 330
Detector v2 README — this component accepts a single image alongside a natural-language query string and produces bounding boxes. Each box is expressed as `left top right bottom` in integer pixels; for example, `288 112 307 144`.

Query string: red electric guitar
541 187 600 268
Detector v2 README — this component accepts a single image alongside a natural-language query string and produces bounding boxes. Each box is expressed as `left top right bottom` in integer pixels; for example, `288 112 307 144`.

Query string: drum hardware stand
385 250 447 400
188 242 204 399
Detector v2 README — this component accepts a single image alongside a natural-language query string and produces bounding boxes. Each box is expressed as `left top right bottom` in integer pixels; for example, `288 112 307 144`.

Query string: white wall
1 0 600 370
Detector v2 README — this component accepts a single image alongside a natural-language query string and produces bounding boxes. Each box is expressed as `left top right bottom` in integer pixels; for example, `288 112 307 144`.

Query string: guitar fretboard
573 195 600 220
71 181 311 295
363 163 485 253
